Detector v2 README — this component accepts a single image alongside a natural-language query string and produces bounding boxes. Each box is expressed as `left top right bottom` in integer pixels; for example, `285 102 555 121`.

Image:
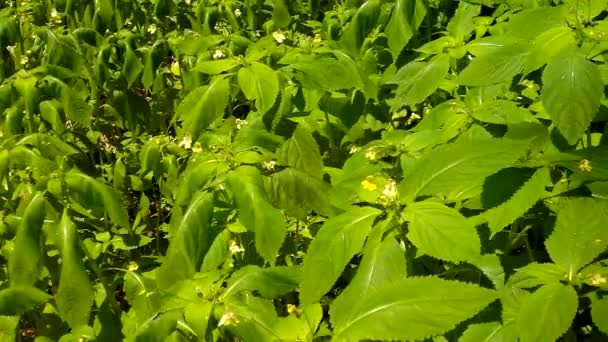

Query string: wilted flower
273 31 287 44
234 8 242 17
229 240 245 254
263 160 277 171
192 142 203 153
147 24 157 34
179 135 192 149
212 49 226 59
578 159 592 172
218 311 239 327
361 176 377 191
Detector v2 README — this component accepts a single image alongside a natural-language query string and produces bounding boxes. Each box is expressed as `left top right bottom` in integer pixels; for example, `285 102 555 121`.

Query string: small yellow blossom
229 240 245 254
361 176 377 191
147 24 157 35
235 118 248 130
234 8 242 17
127 261 139 272
263 160 277 171
192 142 203 153
349 146 360 154
313 34 322 45
170 61 180 76
365 150 377 161
591 273 607 286
50 8 59 18
218 311 239 327
179 135 192 149
273 31 287 44
212 49 226 59
578 159 592 172
19 55 28 65
287 304 301 315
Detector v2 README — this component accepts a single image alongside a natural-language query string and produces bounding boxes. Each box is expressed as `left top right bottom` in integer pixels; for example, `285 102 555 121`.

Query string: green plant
1 0 608 341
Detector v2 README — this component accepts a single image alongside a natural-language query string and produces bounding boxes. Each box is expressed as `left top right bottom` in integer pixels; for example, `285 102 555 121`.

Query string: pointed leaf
277 124 323 179
403 200 481 263
459 322 504 342
9 192 46 286
545 197 608 276
446 2 481 41
227 166 286 264
592 296 608 335
221 265 301 299
177 77 230 141
542 51 603 145
389 53 450 108
0 287 49 316
332 277 497 341
238 63 279 115
385 0 427 59
56 212 94 329
516 284 577 342
457 43 529 86
195 58 239 74
300 207 381 304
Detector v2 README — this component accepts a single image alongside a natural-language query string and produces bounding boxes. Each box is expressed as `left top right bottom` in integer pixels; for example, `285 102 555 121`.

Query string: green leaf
398 137 530 203
123 44 143 88
221 265 301 299
223 293 280 341
227 166 286 264
0 286 49 316
474 167 550 236
458 42 529 86
459 322 504 342
505 6 568 39
286 57 357 90
524 26 576 75
508 263 567 289
446 2 481 41
0 316 19 341
65 170 130 229
545 197 608 277
300 207 381 304
403 200 481 263
156 192 216 288
389 53 450 108
238 63 279 115
277 124 323 179
592 296 608 335
469 100 536 125
178 77 230 141
340 0 381 56
542 51 603 145
385 0 427 59
56 211 94 329
9 192 46 286
516 284 577 342
332 277 497 341
330 230 407 326
135 310 180 342
195 58 239 74
272 0 291 28
139 139 162 178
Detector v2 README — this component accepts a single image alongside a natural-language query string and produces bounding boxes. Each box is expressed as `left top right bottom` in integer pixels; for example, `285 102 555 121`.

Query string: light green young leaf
56 211 94 329
505 6 568 39
474 167 550 236
389 53 450 108
156 191 216 288
134 310 181 342
9 192 46 286
385 0 427 59
227 166 286 264
592 296 608 335
238 63 279 115
0 286 49 316
123 44 143 88
446 2 481 41
286 57 357 90
177 77 230 141
507 263 567 289
340 0 381 56
332 277 497 341
545 197 608 277
524 26 576 75
195 58 239 74
516 284 577 342
277 124 323 179
403 200 481 263
65 170 130 229
0 316 19 341
221 265 301 300
459 322 504 342
399 137 530 203
457 43 529 86
300 207 381 304
542 51 603 145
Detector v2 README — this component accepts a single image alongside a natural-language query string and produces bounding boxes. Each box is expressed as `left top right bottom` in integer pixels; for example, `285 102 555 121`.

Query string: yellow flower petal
578 159 592 172
361 176 377 191
192 142 203 153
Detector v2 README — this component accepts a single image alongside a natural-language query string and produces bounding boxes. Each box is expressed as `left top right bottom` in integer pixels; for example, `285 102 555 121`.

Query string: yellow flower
263 160 277 171
218 311 239 327
591 273 607 286
287 304 301 315
212 49 226 59
273 31 287 44
235 118 248 130
365 150 377 161
147 24 157 35
578 159 592 172
361 176 377 191
170 61 180 76
127 261 139 272
382 179 398 201
192 142 203 153
179 135 192 149
229 240 245 254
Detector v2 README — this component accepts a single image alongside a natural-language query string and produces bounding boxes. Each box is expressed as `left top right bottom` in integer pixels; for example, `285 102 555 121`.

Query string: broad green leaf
332 277 497 341
398 137 530 203
9 192 46 286
542 51 603 145
0 316 19 341
330 231 407 326
505 6 568 39
300 207 381 304
588 181 608 199
156 192 216 288
221 265 301 299
139 139 162 178
389 53 450 108
16 133 79 158
0 286 49 315
201 229 230 272
385 0 427 59
272 0 291 27
175 158 229 206
457 43 529 86
238 63 279 115
459 322 504 342
286 57 357 90
592 296 608 335
470 100 536 125
516 284 577 342
195 58 239 74
507 263 567 289
446 2 481 41
184 301 213 339
123 44 143 87
124 271 163 326
474 167 550 236
545 197 608 277
65 170 130 229
177 77 230 141
134 310 180 342
340 0 381 56
223 293 280 341
56 212 94 329
578 260 608 289
227 166 286 264
524 26 576 75
403 200 481 263
277 124 323 179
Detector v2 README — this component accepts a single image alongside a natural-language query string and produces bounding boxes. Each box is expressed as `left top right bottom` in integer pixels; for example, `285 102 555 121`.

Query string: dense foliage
1 0 608 340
